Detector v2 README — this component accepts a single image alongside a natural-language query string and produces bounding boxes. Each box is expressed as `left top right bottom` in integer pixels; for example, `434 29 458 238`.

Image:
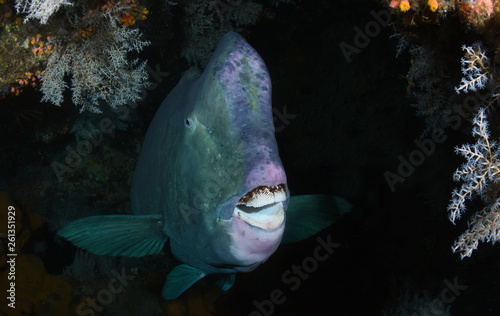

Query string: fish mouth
234 184 287 230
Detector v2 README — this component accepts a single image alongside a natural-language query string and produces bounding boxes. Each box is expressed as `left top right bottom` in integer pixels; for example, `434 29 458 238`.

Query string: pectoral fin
162 264 207 300
58 214 167 257
281 195 352 244
214 273 235 291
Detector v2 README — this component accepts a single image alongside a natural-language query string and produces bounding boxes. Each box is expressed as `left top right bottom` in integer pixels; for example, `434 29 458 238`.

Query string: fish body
59 32 351 300
131 32 288 276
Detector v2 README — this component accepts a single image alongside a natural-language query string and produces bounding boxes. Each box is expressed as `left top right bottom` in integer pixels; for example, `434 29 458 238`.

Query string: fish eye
184 118 192 128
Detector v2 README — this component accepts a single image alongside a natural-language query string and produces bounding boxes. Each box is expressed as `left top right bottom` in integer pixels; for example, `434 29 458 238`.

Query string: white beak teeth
235 184 287 230
237 184 287 207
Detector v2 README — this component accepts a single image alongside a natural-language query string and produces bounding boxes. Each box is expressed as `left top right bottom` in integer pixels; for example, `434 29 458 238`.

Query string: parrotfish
58 32 351 300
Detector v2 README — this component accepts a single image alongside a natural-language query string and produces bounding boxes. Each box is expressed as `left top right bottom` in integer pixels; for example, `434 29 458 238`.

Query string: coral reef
443 37 500 258
15 0 72 24
1 0 290 107
0 0 151 113
385 0 497 27
0 5 51 99
382 0 500 259
40 2 150 113
386 0 500 62
387 0 456 25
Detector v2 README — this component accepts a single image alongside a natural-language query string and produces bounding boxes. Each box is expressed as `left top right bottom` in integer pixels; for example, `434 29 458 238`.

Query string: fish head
173 32 289 271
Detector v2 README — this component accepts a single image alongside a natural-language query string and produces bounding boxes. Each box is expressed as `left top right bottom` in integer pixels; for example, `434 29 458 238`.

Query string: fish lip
232 184 287 230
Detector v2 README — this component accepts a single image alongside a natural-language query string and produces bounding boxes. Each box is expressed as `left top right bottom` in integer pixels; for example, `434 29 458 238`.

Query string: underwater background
1 0 500 315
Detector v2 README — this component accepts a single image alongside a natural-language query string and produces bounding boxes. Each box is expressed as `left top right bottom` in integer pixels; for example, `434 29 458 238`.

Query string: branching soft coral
455 43 490 94
15 0 72 24
40 3 150 113
448 108 500 258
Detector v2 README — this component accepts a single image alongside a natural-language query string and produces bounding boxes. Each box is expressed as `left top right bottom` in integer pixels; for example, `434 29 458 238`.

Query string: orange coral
460 0 494 24
428 0 438 12
400 0 411 12
119 12 135 26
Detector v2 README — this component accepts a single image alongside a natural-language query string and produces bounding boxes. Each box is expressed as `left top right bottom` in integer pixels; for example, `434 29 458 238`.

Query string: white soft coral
15 0 72 24
448 108 500 258
455 43 490 94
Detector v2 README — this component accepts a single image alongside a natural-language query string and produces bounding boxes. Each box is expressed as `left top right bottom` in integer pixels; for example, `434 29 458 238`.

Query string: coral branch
39 4 150 113
448 108 500 258
455 43 490 94
15 0 72 24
